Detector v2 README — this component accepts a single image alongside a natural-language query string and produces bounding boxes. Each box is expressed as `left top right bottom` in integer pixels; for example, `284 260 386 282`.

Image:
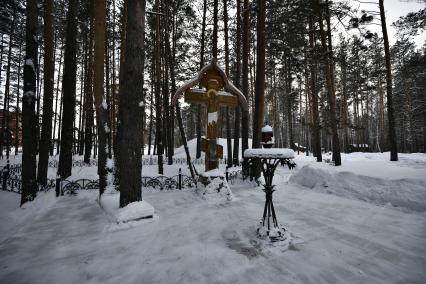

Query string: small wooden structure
172 59 248 172
261 124 273 148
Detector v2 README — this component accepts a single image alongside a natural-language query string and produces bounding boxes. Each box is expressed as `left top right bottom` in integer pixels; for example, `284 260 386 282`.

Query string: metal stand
256 158 292 242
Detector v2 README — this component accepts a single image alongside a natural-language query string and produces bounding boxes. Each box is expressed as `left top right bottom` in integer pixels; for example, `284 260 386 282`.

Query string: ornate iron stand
257 157 293 242
245 147 295 242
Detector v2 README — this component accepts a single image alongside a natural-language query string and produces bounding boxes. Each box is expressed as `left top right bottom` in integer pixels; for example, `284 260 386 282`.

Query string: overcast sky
357 0 425 47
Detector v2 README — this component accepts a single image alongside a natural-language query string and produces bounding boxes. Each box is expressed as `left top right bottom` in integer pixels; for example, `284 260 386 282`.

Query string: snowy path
1 157 426 283
0 193 108 283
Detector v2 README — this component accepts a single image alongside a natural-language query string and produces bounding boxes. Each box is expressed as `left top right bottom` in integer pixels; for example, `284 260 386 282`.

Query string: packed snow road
0 153 426 284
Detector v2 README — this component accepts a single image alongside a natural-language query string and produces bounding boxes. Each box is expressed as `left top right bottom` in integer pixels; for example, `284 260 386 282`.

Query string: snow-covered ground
0 149 426 283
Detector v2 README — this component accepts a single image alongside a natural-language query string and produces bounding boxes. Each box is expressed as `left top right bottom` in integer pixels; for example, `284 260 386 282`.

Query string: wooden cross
185 78 238 171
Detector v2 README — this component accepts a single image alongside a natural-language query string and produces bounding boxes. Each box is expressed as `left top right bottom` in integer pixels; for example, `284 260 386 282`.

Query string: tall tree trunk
84 3 95 163
213 0 218 58
111 0 117 147
93 0 108 195
340 43 349 153
252 0 266 178
378 73 385 152
1 13 15 159
315 0 340 165
196 0 207 159
308 17 322 162
118 0 146 207
21 0 38 205
15 45 22 156
104 12 112 159
241 0 250 174
285 58 294 150
165 1 174 165
379 0 398 161
78 40 87 156
37 0 55 185
58 0 79 178
51 47 63 155
316 0 342 166
223 0 232 168
233 0 242 167
148 57 154 155
154 0 163 174
0 34 3 90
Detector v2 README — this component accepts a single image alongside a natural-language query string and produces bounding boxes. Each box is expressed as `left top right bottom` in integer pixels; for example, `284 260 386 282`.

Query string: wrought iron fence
1 162 242 196
45 157 242 167
141 174 196 190
226 169 242 185
0 163 56 194
48 159 98 168
141 156 242 166
61 179 100 195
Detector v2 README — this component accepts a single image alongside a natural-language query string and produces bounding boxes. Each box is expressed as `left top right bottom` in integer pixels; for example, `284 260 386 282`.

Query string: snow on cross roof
244 148 295 159
171 58 248 111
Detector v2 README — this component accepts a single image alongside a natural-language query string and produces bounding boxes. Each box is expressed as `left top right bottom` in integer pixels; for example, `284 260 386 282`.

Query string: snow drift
289 164 426 212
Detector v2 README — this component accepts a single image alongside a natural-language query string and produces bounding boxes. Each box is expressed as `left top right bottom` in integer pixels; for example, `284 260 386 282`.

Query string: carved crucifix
185 79 238 171
171 59 248 173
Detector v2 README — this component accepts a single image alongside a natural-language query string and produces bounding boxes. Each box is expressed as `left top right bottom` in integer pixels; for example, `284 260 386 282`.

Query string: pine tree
21 0 38 205
37 0 55 185
58 0 79 179
379 0 398 161
118 0 146 207
93 0 109 194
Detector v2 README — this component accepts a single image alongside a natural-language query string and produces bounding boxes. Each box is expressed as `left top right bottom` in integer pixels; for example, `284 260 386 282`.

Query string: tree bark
252 0 266 178
118 0 146 207
84 3 95 163
241 0 250 174
315 0 340 165
51 47 63 155
379 0 398 161
21 0 38 205
154 0 163 174
223 0 232 168
233 0 242 167
37 0 55 185
308 16 322 162
93 0 108 195
15 45 22 156
1 13 15 159
196 0 207 159
58 0 79 178
213 0 218 59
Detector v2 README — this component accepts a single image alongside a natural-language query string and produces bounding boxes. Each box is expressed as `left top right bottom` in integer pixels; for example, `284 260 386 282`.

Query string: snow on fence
141 157 241 166
0 163 242 195
45 157 241 167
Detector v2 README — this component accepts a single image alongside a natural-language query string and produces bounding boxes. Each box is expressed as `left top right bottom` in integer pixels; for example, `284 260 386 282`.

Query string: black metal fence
0 163 56 194
141 156 242 166
1 162 243 196
45 157 242 167
47 159 98 168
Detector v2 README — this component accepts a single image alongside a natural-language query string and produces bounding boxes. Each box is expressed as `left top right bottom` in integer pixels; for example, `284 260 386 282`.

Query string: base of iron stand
256 183 289 242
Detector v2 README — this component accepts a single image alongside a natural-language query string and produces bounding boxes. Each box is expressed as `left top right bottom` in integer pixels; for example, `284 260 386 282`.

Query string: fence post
55 177 61 197
2 169 7 191
2 161 10 191
178 168 182 190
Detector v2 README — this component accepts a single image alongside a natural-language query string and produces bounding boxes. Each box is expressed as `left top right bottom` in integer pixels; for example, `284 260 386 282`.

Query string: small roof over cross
171 58 248 111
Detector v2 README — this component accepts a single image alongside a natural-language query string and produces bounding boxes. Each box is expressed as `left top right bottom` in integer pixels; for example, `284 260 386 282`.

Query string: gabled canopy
171 58 248 111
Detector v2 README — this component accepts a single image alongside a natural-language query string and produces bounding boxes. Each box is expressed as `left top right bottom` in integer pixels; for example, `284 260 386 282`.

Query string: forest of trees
0 0 424 205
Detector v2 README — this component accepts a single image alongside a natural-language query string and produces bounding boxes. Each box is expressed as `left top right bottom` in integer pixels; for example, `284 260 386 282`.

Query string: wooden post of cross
185 79 238 171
